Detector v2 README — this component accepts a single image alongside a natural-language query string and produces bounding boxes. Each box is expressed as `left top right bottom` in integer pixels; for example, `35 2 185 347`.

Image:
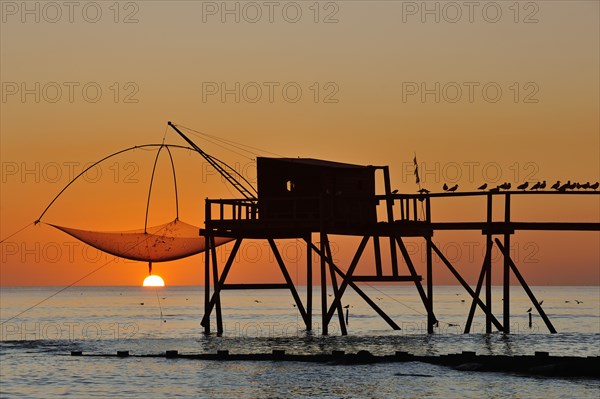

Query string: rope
176 123 284 158
0 221 35 244
155 287 165 323
360 282 454 328
0 221 173 325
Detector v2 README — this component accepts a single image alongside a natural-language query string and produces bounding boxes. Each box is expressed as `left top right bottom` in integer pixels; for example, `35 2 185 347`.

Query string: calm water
1 285 599 398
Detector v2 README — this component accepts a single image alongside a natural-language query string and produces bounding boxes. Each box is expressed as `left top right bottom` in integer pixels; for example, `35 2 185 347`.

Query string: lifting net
49 219 232 262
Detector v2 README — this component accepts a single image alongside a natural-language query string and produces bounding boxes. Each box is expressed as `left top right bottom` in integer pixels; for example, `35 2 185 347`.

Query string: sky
1 1 598 287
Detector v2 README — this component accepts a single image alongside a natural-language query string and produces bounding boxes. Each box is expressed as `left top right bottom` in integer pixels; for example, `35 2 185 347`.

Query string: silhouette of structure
168 123 600 336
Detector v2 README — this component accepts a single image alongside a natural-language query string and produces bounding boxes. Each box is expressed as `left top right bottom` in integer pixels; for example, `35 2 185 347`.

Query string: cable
0 221 173 325
177 123 284 158
155 287 165 323
360 282 454 328
0 222 34 244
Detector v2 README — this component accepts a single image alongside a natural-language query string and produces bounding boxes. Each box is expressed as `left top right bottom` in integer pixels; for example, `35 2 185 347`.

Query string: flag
413 155 420 184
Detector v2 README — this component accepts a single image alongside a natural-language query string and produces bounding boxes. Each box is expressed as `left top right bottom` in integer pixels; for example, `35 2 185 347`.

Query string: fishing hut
171 123 600 335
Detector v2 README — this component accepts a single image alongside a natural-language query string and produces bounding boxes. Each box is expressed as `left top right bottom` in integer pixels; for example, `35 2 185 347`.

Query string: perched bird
590 182 599 190
558 181 572 191
139 302 144 306
391 189 399 194
538 300 544 306
517 181 529 190
418 188 430 194
526 307 532 313
477 183 488 190
343 304 350 309
580 182 590 189
551 180 561 190
443 183 448 191
498 182 511 190
254 299 261 303
575 300 583 304
565 300 570 303
539 180 547 190
460 299 465 303
530 181 541 190
447 184 458 192
489 187 500 193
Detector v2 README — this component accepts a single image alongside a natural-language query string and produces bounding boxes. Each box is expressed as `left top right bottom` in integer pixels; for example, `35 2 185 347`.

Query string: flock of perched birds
416 181 599 194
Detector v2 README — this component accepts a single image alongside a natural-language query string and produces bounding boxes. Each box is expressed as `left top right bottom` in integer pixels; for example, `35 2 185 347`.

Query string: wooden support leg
323 236 370 324
494 239 557 333
396 237 437 328
268 239 309 327
325 238 347 335
320 233 328 335
204 231 211 334
210 236 223 335
429 239 504 332
306 234 313 332
503 194 512 333
201 239 242 328
307 239 400 331
465 239 491 333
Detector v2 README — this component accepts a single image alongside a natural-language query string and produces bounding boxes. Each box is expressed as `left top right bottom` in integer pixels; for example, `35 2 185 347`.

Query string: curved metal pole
165 145 179 221
35 144 194 223
144 146 165 233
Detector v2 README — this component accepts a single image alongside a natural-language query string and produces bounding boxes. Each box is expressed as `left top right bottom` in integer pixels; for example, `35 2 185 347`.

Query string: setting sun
143 275 165 287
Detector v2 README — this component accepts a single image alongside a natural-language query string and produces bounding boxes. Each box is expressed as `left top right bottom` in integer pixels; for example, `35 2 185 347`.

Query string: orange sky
1 1 598 286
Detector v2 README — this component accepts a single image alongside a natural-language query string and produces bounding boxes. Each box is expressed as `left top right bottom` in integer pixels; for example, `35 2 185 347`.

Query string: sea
1 285 598 398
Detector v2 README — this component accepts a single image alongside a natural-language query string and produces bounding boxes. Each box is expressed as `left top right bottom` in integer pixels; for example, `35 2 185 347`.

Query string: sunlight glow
143 275 165 287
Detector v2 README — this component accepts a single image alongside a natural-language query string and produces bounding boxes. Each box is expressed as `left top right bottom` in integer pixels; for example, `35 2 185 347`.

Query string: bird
162 297 166 300
489 187 500 193
558 181 571 191
418 188 430 194
292 304 297 307
375 297 383 301
254 299 261 303
139 302 144 306
343 304 350 309
565 300 570 303
447 184 458 192
590 182 599 190
477 183 488 190
447 323 458 327
551 180 561 190
580 182 590 189
460 299 465 303
538 300 544 306
498 182 511 190
391 189 399 194
530 181 541 190
526 307 532 313
539 180 546 190
517 182 529 190
575 300 583 304
443 183 448 191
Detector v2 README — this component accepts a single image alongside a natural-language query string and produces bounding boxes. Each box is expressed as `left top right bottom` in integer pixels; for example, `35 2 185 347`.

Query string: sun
143 275 165 287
